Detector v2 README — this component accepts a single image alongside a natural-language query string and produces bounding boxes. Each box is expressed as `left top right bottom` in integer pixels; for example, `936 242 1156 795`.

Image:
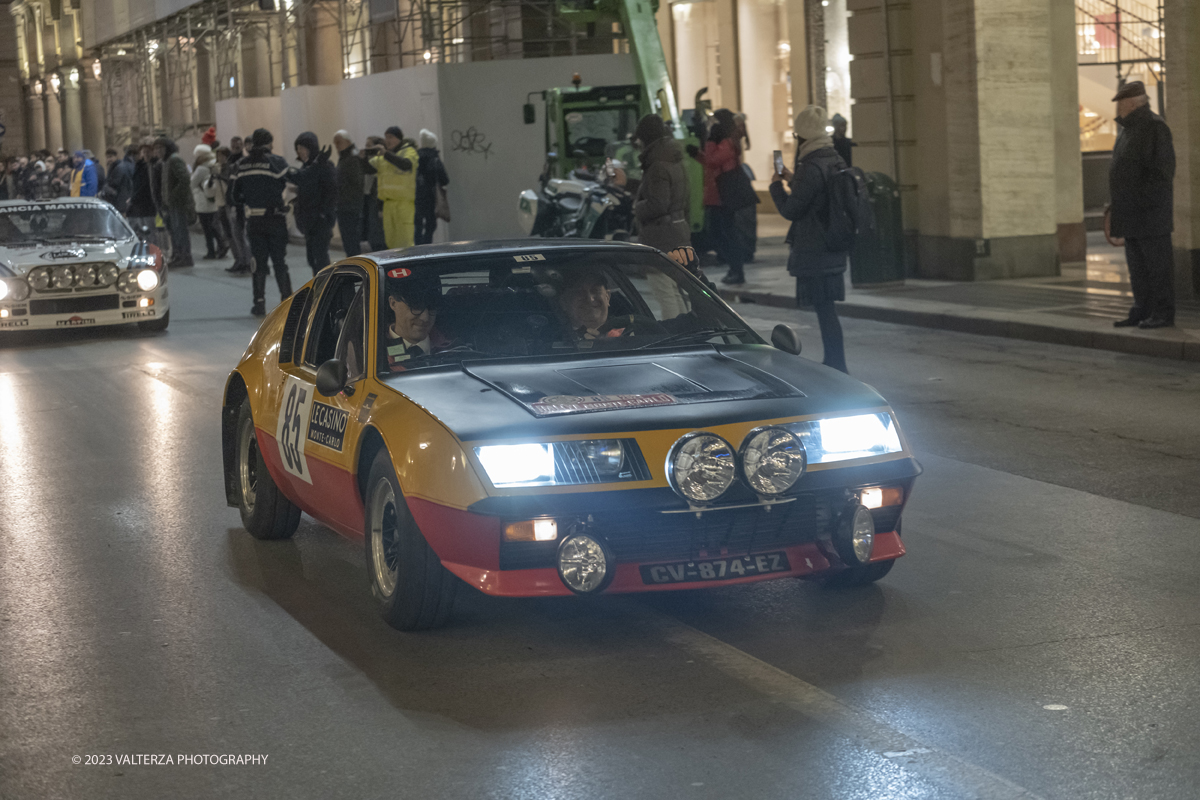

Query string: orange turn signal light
504 519 559 542
860 486 903 509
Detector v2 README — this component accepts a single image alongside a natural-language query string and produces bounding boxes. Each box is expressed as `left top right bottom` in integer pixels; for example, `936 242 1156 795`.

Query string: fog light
51 266 76 289
833 504 875 566
504 519 558 542
557 533 613 594
0 309 8 318
861 486 903 509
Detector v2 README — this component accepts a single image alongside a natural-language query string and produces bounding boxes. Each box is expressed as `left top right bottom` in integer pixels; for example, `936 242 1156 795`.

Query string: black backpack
821 163 875 252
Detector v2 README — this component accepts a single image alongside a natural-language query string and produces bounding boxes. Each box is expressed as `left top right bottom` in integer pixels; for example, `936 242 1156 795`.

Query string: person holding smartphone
769 105 850 374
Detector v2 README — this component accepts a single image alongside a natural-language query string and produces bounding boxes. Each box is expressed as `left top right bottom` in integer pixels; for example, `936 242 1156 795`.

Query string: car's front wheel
364 449 457 631
235 398 300 540
138 310 170 333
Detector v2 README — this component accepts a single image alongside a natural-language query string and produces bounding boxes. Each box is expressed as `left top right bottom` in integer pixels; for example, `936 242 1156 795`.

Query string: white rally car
0 198 169 333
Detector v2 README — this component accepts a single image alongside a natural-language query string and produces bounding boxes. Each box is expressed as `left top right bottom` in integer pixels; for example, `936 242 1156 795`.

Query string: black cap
385 126 404 141
1112 81 1147 101
386 274 441 311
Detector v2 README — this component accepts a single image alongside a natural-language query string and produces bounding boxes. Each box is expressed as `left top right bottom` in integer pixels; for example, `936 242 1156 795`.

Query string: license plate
639 552 792 585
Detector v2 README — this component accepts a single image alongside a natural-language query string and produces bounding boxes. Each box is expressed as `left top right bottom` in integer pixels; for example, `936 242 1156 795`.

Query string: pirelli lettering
308 401 349 452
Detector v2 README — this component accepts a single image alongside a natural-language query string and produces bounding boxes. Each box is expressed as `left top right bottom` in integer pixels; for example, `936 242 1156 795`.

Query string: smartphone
773 150 784 176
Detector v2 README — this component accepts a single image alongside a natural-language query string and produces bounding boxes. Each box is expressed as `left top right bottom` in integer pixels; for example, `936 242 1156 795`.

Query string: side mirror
771 324 802 355
523 103 536 125
315 358 349 397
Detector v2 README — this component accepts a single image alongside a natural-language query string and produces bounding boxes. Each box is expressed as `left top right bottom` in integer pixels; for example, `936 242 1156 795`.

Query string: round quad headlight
579 439 624 476
51 265 76 289
75 264 99 287
557 532 614 594
740 426 806 495
116 271 139 293
833 504 876 566
3 279 30 303
136 268 159 292
97 264 120 287
28 267 52 291
666 432 736 503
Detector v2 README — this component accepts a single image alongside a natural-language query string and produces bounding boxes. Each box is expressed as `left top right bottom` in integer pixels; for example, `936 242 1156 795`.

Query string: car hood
0 240 135 277
380 346 891 441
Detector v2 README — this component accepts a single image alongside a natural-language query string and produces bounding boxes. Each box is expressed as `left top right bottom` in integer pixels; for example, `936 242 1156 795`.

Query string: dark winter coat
290 142 338 235
1109 103 1175 239
633 137 691 253
336 144 366 215
231 149 290 216
415 147 449 212
128 159 157 218
769 146 848 278
161 143 194 214
104 156 135 213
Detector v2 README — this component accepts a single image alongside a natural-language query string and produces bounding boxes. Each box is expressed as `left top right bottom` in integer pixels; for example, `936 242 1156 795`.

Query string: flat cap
1112 81 1147 101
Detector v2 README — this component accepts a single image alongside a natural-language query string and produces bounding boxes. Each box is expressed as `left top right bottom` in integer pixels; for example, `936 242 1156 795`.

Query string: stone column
61 71 84 153
81 61 106 157
1051 0 1085 265
715 0 740 111
44 83 63 152
1165 0 1199 303
26 90 47 152
855 0 1059 280
306 1 344 85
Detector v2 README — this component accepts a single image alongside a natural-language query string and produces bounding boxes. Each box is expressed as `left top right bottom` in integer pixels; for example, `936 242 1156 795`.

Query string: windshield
563 106 639 159
378 250 762 374
0 203 133 245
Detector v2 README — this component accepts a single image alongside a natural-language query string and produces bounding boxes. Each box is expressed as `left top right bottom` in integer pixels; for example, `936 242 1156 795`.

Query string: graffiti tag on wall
450 128 493 160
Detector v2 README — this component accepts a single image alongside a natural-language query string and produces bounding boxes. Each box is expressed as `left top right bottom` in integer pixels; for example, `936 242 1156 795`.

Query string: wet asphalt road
2 250 1199 800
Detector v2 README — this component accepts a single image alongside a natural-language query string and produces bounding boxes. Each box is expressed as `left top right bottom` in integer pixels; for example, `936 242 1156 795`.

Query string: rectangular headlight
473 439 651 488
787 412 904 465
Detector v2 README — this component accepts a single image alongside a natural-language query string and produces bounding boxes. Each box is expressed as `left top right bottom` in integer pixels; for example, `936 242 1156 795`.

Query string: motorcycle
517 157 635 240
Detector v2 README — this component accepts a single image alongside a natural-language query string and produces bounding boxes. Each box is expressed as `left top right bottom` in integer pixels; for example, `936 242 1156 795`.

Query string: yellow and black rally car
222 240 920 629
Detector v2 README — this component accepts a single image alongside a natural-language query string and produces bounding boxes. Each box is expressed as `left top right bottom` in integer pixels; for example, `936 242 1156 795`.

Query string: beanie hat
193 144 212 159
793 105 829 141
633 114 666 147
385 126 404 141
201 126 218 146
250 128 273 148
418 129 438 149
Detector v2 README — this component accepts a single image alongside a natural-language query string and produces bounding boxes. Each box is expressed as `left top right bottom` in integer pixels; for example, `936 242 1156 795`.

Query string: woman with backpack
769 105 850 373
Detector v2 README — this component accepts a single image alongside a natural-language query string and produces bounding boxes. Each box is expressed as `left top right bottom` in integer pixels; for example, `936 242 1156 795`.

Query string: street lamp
68 68 79 86
91 60 102 80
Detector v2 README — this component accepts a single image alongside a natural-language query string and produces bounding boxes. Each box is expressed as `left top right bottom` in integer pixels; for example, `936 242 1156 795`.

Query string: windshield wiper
634 326 750 350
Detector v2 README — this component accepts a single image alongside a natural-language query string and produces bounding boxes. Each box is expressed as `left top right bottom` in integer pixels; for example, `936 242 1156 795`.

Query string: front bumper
0 283 169 330
410 456 921 597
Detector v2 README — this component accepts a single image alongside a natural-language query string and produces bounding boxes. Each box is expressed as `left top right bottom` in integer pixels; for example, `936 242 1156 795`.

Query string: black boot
276 270 293 302
251 270 267 316
721 268 745 285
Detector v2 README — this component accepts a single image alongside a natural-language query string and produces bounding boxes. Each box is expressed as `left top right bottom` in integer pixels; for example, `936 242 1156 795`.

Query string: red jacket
695 139 739 207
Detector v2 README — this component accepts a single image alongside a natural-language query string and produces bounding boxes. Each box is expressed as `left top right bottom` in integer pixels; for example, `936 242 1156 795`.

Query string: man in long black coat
1109 81 1176 329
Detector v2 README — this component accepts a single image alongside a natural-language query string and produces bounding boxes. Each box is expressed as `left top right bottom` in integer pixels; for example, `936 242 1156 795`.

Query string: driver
558 269 626 340
384 274 448 371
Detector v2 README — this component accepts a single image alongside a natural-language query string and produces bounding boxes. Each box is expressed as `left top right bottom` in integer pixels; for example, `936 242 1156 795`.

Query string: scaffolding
95 0 622 142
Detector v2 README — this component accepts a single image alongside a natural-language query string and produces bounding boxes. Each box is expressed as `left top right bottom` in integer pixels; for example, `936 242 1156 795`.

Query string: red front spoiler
409 497 905 597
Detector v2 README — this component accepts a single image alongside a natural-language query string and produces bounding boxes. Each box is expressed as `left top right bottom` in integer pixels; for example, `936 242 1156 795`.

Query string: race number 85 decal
274 375 314 484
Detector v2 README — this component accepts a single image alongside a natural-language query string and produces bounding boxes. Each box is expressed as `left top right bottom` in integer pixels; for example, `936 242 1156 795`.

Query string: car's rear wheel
138 310 170 333
235 398 300 540
822 558 895 588
364 449 457 631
